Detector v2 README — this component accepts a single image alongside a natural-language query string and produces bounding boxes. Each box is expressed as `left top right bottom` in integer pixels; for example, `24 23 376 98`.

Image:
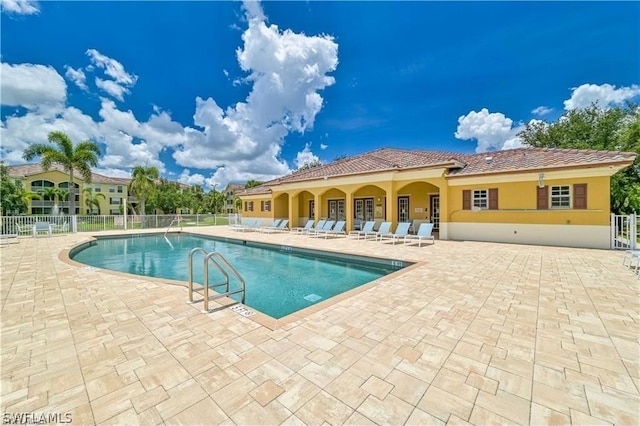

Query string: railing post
124 213 127 230
632 214 637 250
71 215 78 233
611 213 615 249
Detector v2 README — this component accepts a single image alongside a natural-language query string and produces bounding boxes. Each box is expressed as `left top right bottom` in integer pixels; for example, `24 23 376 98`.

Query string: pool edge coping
60 231 427 330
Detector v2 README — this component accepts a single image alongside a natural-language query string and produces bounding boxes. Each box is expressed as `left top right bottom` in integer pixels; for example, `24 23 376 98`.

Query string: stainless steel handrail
187 247 246 313
164 218 183 236
203 252 246 311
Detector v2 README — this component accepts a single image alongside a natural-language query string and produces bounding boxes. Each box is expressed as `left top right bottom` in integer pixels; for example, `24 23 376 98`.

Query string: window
550 185 571 208
109 186 115 193
95 187 102 192
261 200 271 212
463 188 498 210
473 190 488 209
309 200 315 220
117 185 123 193
110 197 121 205
245 201 254 212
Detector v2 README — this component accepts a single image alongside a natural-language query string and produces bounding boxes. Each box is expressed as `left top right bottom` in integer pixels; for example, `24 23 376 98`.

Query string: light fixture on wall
377 197 381 202
538 173 545 188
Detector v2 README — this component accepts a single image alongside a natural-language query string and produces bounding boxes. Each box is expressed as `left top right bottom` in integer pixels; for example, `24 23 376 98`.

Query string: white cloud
86 49 137 101
564 83 640 110
0 63 66 108
177 169 219 189
95 78 128 101
532 106 553 116
1 0 39 15
172 0 338 182
86 49 137 86
455 108 525 153
1 0 339 189
293 143 320 169
320 143 328 150
64 66 88 90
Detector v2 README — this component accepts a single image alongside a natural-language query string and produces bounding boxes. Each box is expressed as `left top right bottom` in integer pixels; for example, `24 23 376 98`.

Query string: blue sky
1 0 639 188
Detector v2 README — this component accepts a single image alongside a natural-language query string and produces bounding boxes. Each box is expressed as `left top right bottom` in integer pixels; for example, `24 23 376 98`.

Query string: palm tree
128 165 159 215
83 188 106 214
234 196 242 212
245 179 263 189
23 131 101 215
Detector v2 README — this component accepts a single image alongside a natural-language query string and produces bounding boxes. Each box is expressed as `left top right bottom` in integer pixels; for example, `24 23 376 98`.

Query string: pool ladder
187 247 246 313
164 219 183 236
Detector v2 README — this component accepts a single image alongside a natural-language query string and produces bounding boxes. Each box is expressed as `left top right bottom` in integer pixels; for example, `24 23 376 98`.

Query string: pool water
71 234 405 318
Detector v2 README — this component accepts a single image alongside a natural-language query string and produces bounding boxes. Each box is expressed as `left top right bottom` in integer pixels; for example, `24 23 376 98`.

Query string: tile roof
270 148 465 185
236 146 636 196
5 163 190 187
6 163 131 184
448 147 637 177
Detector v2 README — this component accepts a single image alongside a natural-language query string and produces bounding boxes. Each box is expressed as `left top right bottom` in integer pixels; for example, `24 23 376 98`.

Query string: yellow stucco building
7 164 132 215
238 147 636 249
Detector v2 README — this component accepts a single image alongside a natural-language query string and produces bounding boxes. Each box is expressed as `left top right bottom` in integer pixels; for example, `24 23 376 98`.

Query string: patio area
1 227 639 425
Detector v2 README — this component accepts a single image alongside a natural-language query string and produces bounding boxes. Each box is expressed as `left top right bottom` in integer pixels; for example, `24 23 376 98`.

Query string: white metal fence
1 214 241 235
611 213 638 250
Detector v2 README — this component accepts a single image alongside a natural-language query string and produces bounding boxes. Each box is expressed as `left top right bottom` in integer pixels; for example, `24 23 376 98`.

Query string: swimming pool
70 233 409 319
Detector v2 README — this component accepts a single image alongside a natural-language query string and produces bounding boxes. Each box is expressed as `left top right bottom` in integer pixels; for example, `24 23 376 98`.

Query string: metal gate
611 214 637 250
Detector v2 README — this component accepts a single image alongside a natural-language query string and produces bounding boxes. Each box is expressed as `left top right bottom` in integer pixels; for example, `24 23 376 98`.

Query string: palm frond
47 131 74 158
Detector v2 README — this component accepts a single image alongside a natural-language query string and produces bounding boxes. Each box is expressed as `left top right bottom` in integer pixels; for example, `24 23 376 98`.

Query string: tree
518 103 640 214
128 165 160 215
83 188 106 214
183 185 206 213
23 131 101 215
148 179 182 214
38 187 68 212
245 179 263 189
234 196 242 212
0 163 40 215
297 159 323 171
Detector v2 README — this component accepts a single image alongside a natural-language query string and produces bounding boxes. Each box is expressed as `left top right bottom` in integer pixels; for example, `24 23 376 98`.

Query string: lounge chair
404 223 435 247
0 234 18 247
235 219 259 232
623 249 640 275
316 220 346 238
51 221 69 233
305 219 326 235
349 221 375 239
258 219 282 232
367 221 391 241
291 219 314 234
264 219 289 233
379 222 411 244
33 222 52 238
15 224 31 236
230 218 252 229
310 220 335 237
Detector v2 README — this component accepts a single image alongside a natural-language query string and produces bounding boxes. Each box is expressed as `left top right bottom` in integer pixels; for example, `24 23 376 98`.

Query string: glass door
309 200 315 220
398 196 409 222
430 195 440 230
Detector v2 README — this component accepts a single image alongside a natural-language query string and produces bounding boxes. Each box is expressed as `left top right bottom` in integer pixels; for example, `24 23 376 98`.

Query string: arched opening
273 193 289 220
352 184 387 225
293 190 315 227
319 188 347 221
396 181 441 231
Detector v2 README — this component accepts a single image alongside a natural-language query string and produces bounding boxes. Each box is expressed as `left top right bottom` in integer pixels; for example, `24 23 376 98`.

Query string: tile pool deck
1 227 639 425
